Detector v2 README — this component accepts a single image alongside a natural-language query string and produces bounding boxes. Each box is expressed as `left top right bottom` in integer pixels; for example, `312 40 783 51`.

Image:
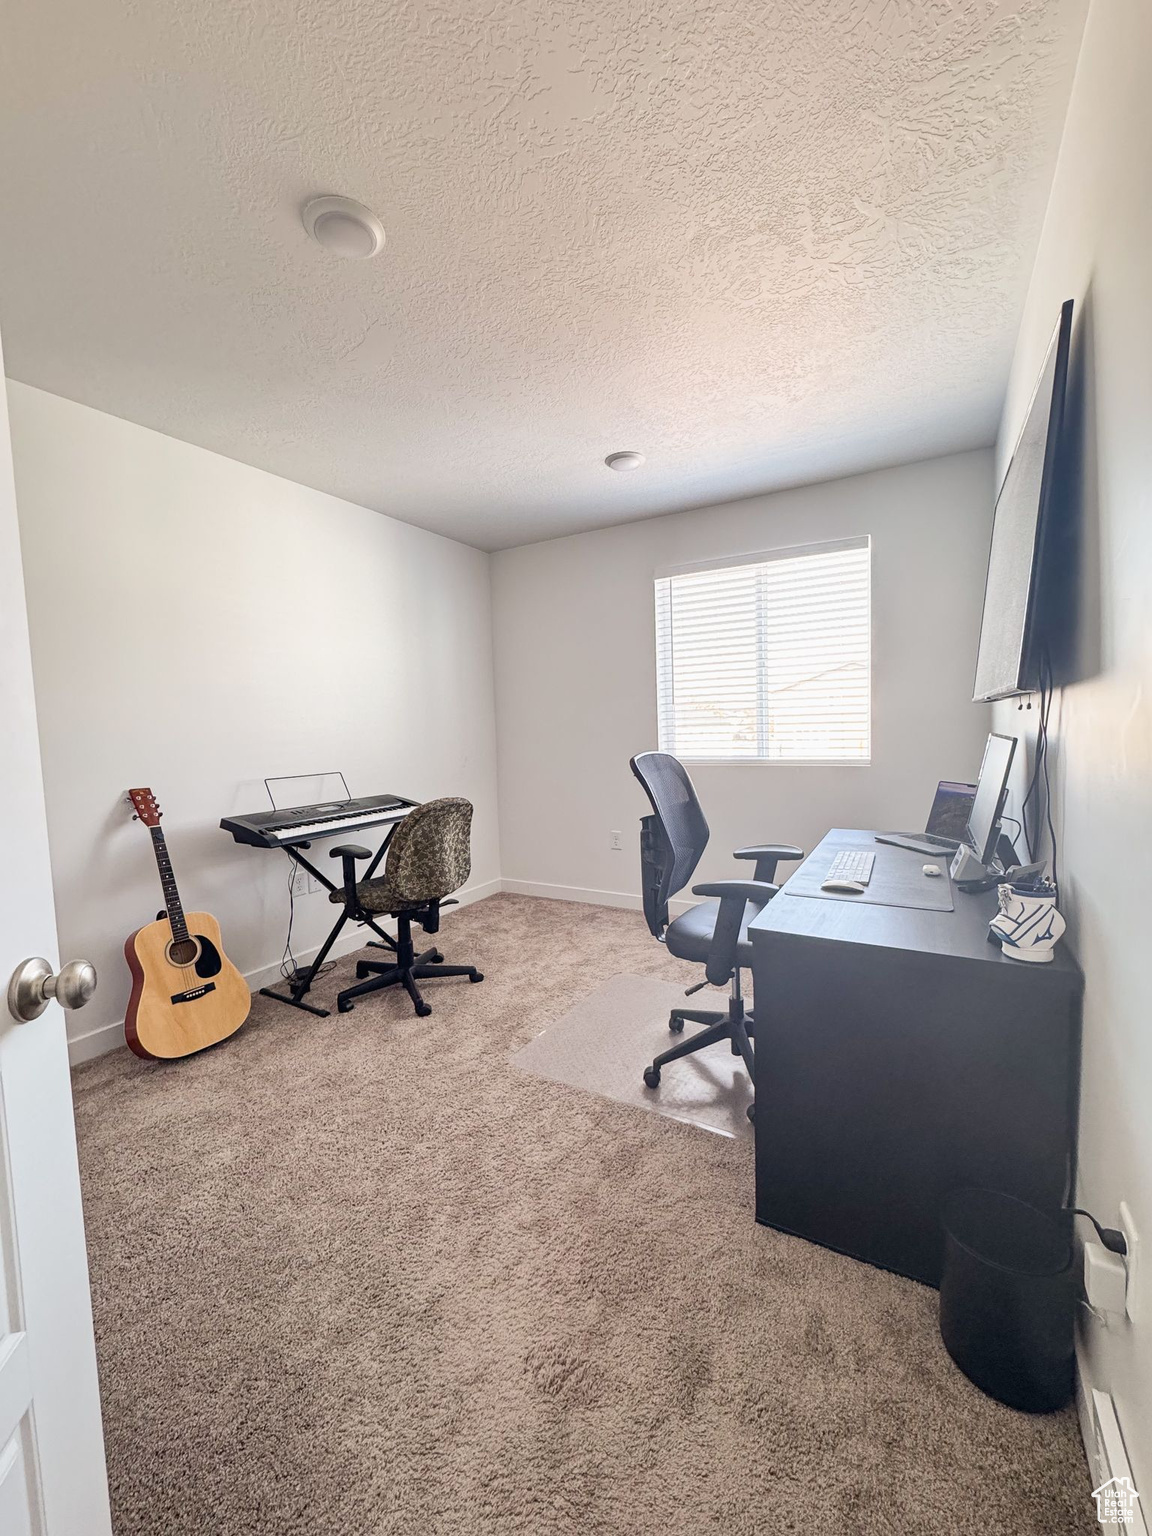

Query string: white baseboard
500 877 694 917
1076 1361 1103 1500
66 876 503 1067
500 877 642 910
1074 1334 1148 1536
66 1021 134 1067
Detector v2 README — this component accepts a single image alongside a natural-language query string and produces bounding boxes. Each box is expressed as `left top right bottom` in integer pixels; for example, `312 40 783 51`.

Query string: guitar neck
149 826 190 943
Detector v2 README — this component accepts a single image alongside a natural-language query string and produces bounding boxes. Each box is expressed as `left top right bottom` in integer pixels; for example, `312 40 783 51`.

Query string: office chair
630 752 802 1119
328 797 483 1017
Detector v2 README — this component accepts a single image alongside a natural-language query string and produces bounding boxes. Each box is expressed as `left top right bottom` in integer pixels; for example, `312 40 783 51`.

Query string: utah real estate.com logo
1093 1476 1140 1525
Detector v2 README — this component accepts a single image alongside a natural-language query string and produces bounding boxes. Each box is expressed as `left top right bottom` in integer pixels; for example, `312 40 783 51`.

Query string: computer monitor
963 733 1017 865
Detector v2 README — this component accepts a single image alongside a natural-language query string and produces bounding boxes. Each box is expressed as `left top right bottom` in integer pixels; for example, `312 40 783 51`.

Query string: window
654 536 871 763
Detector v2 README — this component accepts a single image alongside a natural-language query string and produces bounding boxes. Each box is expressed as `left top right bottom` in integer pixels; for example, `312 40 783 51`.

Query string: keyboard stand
258 830 400 1018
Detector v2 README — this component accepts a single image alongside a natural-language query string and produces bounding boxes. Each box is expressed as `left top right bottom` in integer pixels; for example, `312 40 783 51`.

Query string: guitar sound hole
167 937 201 967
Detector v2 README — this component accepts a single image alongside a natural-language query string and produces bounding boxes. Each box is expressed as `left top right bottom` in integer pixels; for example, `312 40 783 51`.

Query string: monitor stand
950 844 997 888
952 832 1040 893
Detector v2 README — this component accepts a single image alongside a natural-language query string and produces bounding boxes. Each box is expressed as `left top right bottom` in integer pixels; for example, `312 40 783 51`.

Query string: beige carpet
72 894 1093 1536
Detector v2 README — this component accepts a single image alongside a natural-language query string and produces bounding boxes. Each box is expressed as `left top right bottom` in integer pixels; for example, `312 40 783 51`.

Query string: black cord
1040 652 1059 899
1020 699 1044 862
279 856 338 987
1018 653 1060 895
1000 814 1024 859
1068 1207 1127 1255
280 854 299 982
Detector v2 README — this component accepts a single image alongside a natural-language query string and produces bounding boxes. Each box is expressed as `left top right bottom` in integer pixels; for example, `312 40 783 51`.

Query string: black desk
748 830 1082 1287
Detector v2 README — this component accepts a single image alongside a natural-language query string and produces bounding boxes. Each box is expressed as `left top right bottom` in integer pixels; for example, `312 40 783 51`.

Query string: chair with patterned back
328 796 483 1016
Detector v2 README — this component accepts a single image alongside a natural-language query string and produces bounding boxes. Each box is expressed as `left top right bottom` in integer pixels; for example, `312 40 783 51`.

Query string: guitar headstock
127 787 162 827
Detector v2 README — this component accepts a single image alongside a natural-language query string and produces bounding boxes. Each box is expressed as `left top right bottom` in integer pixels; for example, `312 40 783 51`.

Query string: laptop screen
926 780 977 840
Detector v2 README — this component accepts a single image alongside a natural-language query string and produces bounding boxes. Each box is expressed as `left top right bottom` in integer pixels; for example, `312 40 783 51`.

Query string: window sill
673 757 872 768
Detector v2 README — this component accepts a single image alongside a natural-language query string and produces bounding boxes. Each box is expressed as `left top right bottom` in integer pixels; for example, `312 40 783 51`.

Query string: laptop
876 780 977 857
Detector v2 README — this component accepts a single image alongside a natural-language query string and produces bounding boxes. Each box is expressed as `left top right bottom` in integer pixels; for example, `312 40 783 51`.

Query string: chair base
642 991 756 1122
336 920 483 1016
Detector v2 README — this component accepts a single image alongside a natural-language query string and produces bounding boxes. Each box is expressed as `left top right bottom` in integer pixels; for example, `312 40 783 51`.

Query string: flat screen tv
972 299 1073 701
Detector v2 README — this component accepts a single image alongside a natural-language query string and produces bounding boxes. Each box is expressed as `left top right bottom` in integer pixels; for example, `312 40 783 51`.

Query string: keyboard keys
824 850 875 886
272 807 412 841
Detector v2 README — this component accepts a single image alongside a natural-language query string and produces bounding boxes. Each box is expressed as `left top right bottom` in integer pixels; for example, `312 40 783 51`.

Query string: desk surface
749 828 1081 977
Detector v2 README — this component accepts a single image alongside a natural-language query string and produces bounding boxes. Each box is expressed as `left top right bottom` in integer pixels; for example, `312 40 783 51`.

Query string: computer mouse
822 878 866 894
923 864 942 878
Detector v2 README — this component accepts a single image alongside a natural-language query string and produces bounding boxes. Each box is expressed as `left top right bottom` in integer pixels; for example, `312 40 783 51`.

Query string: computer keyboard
823 850 876 887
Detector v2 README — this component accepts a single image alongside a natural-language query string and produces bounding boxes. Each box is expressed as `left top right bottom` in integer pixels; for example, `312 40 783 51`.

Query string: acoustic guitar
124 787 250 1059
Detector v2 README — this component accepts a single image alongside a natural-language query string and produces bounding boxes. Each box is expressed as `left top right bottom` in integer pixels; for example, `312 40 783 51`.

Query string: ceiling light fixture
302 195 386 259
605 451 645 472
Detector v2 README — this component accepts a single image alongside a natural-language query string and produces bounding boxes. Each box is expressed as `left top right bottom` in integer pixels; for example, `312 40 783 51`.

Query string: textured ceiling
0 0 1085 550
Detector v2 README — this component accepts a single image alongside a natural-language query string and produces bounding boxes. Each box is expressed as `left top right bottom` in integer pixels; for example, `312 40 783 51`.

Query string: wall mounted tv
973 298 1074 701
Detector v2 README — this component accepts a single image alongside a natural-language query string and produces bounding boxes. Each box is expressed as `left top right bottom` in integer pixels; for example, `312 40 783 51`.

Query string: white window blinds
654 537 871 763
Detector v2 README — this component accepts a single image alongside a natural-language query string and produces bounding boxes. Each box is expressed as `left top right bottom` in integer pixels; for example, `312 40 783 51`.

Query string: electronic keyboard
221 793 418 849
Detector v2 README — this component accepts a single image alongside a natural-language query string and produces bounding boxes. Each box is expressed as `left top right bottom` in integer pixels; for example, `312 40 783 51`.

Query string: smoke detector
605 451 645 471
302 196 386 260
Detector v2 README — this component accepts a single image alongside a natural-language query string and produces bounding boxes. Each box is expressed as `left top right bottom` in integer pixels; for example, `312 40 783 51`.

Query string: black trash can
939 1188 1075 1412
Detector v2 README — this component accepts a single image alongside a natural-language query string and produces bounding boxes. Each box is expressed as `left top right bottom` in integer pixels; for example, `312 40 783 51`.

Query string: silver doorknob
7 957 98 1023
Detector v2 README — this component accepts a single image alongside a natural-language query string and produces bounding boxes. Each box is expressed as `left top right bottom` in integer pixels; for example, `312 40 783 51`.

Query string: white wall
993 0 1152 1491
492 451 993 903
8 384 500 1061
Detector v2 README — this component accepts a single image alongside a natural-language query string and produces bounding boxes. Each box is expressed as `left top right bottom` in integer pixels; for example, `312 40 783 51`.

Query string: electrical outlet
1084 1242 1128 1317
1119 1201 1139 1319
291 864 309 900
610 829 624 851
307 872 322 895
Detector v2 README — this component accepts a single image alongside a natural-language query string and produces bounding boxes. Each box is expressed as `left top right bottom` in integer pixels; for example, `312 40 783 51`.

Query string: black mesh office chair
630 752 802 1118
329 797 483 1017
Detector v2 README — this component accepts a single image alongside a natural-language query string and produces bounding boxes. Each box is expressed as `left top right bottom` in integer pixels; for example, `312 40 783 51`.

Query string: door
0 348 112 1529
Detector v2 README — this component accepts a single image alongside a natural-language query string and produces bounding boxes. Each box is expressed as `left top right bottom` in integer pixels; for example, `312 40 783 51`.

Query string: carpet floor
72 893 1093 1535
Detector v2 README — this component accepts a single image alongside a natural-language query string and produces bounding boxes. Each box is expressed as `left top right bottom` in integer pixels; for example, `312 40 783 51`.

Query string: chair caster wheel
355 963 369 979
430 952 444 963
415 1003 432 1017
746 1104 756 1123
643 1067 661 1090
338 999 353 1014
668 1015 685 1034
470 972 484 983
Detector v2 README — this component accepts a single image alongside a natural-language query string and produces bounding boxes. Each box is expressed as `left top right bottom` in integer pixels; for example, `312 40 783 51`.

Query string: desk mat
784 845 955 912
